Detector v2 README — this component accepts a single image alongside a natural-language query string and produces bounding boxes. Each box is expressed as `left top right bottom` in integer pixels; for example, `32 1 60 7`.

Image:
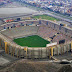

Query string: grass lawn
14 35 50 47
32 15 59 21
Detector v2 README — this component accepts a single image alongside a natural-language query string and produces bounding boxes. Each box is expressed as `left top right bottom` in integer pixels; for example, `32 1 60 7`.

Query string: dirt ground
0 59 72 72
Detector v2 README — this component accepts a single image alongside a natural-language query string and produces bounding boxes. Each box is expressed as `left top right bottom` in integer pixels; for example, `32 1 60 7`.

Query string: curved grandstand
0 19 72 59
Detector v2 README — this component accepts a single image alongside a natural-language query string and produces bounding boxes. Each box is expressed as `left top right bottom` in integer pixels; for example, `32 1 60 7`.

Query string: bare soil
0 59 72 72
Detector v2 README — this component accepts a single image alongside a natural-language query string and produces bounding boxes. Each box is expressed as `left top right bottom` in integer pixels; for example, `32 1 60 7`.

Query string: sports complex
0 14 72 59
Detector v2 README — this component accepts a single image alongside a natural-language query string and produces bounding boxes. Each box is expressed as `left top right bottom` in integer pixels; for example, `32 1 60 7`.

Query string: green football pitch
14 35 50 47
32 15 59 21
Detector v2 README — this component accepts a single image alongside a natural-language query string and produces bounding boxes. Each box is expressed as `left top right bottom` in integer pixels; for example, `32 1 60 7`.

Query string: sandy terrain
0 2 38 18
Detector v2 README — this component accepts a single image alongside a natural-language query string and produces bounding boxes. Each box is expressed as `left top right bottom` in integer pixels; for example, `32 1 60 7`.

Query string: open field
0 7 37 15
14 35 50 47
0 6 38 18
32 15 60 21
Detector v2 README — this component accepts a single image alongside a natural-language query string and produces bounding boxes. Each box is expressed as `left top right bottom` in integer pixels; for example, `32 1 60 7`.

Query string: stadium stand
0 19 72 44
1 26 39 38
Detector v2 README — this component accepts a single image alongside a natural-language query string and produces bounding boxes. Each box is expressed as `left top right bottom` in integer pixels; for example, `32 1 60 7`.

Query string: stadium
0 15 72 59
